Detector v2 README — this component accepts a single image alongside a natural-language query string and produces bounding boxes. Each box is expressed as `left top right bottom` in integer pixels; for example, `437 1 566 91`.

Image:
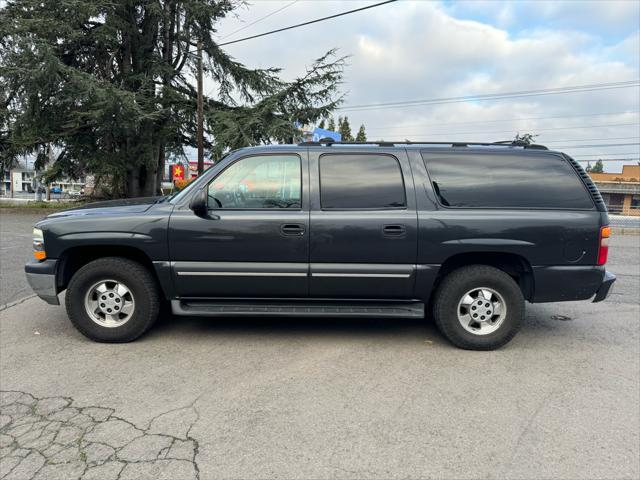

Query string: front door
309 150 418 299
169 152 309 298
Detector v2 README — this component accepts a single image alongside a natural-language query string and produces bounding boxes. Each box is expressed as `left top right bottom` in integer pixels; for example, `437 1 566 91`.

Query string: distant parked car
50 186 62 194
68 190 82 197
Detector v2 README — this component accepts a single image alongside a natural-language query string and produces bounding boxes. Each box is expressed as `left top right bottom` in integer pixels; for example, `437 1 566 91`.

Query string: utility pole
196 40 204 175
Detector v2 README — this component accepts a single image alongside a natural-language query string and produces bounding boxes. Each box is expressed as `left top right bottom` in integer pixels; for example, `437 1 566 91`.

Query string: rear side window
423 152 594 209
320 154 406 209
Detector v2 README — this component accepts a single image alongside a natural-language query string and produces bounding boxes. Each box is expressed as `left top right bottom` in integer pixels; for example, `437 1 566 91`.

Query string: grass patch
0 201 84 209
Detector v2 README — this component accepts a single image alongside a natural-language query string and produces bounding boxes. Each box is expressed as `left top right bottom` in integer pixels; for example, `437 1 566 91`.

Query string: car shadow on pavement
150 309 442 341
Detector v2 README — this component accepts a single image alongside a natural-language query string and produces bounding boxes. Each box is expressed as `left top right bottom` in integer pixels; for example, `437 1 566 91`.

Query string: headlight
32 228 46 261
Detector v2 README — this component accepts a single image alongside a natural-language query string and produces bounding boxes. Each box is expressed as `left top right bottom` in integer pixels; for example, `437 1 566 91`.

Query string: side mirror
189 188 208 217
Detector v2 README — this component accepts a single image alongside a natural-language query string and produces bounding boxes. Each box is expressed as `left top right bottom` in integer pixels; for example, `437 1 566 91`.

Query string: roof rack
298 139 548 150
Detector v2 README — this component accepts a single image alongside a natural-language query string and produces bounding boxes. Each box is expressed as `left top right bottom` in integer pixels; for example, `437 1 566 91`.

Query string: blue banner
311 128 341 142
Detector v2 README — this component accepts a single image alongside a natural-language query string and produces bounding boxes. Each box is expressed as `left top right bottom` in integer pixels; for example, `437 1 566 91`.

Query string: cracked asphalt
1 211 639 479
0 391 198 480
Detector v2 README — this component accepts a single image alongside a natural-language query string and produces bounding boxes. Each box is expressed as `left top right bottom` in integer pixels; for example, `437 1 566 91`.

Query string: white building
1 168 84 196
1 169 35 194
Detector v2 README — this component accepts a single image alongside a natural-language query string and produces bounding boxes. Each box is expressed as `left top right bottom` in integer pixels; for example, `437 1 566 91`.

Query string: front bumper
593 270 616 303
25 259 59 305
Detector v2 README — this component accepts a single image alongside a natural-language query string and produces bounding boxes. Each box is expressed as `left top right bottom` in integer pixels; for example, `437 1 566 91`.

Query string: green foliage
327 117 335 131
0 0 345 196
318 118 325 129
338 115 353 141
590 159 604 173
355 124 366 142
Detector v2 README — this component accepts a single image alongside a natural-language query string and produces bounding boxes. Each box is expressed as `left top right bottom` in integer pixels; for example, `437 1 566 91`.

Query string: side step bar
171 300 425 318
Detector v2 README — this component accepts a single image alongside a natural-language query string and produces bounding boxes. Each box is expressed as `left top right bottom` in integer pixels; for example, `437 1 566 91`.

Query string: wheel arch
56 245 171 299
435 251 534 301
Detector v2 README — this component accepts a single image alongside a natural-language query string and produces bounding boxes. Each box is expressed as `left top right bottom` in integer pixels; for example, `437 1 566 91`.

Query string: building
1 169 35 194
1 167 85 196
589 165 640 216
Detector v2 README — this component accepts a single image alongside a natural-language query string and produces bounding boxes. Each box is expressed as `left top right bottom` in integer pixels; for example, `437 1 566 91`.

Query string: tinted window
320 154 406 209
208 155 301 209
423 152 593 209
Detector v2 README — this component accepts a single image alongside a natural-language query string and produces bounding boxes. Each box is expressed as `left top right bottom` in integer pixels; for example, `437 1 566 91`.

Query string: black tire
65 257 160 342
433 265 524 350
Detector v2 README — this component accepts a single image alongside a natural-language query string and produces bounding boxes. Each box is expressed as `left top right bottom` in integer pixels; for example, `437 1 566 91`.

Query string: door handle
382 224 406 237
281 223 305 236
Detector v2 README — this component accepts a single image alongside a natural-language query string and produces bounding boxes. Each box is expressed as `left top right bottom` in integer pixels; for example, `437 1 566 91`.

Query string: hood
45 197 160 219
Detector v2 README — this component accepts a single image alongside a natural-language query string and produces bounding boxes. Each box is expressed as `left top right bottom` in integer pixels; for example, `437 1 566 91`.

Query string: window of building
631 195 640 209
319 154 406 209
208 155 301 209
423 152 594 209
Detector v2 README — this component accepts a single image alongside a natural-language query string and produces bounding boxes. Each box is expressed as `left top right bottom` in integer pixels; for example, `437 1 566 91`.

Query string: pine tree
0 1 346 197
339 116 353 141
327 117 336 131
318 119 326 129
355 124 367 142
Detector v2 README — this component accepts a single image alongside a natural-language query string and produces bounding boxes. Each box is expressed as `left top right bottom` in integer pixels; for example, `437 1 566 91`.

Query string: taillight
597 226 610 265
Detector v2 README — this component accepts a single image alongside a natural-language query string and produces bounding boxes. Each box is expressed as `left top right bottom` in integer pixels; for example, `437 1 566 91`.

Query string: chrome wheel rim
84 279 135 328
457 287 507 335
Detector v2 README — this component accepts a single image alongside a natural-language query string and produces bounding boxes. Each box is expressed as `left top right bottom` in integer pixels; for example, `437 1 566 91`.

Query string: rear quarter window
422 152 594 209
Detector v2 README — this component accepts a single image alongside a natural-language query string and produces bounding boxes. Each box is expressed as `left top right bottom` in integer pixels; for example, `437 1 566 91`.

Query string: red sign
171 164 185 181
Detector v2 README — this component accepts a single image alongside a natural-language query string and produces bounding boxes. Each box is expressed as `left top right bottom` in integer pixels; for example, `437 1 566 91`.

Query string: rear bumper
593 270 616 303
24 259 59 305
531 265 615 303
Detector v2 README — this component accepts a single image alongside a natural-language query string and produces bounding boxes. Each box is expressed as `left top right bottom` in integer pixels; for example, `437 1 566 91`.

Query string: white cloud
212 0 639 170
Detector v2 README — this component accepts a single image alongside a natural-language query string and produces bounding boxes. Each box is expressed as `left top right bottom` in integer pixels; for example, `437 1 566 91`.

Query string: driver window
207 155 301 209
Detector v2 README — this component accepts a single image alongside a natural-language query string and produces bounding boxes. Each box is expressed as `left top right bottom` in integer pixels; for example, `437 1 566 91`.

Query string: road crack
0 391 201 480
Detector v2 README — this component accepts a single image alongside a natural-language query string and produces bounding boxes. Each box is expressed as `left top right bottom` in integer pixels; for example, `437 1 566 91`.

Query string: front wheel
433 265 524 350
65 257 160 342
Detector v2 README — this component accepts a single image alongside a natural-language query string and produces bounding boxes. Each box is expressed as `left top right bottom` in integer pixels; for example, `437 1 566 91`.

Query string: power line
573 152 640 157
545 136 639 144
396 122 638 138
365 110 640 132
338 81 640 112
220 0 300 41
575 158 639 162
219 0 398 47
553 142 640 149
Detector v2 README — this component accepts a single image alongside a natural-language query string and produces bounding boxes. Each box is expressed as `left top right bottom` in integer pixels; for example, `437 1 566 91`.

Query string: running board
171 300 425 318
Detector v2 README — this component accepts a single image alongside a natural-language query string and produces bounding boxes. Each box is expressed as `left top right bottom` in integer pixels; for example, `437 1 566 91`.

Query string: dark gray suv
25 141 615 350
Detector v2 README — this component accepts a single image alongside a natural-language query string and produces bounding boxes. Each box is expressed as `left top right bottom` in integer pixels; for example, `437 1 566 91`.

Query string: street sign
171 164 185 181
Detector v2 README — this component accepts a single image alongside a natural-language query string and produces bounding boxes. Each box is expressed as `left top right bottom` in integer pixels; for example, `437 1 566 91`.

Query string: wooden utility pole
196 40 204 175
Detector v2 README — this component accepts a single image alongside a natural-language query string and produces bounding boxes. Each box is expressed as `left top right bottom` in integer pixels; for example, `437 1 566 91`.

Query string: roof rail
298 140 548 150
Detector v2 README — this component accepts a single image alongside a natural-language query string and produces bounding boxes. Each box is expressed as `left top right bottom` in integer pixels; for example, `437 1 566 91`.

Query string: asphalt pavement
0 211 639 479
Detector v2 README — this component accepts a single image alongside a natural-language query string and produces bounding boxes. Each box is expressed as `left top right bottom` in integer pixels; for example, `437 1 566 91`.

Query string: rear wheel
65 257 160 342
433 265 524 350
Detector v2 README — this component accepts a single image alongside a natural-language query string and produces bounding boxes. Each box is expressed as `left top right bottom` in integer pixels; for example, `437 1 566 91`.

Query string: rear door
169 151 310 298
308 149 418 298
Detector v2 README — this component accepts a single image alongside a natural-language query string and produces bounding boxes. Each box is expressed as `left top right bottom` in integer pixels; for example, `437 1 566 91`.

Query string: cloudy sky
212 0 639 171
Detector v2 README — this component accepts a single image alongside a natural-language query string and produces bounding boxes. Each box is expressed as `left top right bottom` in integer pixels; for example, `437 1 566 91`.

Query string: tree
355 124 367 142
327 117 336 131
318 118 326 129
339 116 353 141
590 159 604 173
0 1 345 197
